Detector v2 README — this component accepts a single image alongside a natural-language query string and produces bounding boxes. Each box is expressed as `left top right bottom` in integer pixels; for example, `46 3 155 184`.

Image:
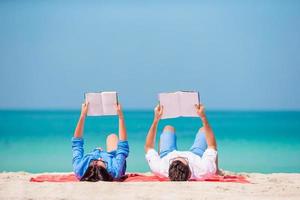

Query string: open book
158 91 200 119
85 91 118 116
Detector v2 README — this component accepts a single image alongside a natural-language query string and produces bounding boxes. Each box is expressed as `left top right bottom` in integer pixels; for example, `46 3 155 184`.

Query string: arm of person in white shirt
195 104 217 150
144 105 164 176
145 149 165 177
195 104 221 174
144 105 163 153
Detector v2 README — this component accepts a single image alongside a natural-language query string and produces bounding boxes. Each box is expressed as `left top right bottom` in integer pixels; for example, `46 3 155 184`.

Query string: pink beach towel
30 173 249 183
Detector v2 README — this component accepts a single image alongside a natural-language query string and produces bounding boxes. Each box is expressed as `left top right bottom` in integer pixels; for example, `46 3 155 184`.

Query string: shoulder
192 149 218 179
203 148 218 158
145 148 159 159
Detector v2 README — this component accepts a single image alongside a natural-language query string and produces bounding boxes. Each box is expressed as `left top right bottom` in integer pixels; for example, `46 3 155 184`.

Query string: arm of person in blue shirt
112 103 129 178
72 102 88 167
113 140 129 178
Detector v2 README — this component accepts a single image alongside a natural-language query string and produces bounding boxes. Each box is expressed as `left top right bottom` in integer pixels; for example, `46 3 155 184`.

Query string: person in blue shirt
72 102 129 181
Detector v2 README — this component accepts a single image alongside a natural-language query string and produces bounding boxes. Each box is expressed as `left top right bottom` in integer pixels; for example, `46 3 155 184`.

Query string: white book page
85 93 103 116
159 92 180 119
179 91 199 117
101 91 117 115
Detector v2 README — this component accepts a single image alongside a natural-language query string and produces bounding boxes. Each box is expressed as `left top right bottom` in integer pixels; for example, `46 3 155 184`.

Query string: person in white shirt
144 104 218 181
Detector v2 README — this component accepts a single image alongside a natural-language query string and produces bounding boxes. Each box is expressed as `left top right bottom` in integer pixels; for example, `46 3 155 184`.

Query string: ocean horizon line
0 108 300 113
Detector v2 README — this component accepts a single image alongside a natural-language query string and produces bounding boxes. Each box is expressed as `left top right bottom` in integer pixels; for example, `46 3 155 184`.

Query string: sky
0 0 300 110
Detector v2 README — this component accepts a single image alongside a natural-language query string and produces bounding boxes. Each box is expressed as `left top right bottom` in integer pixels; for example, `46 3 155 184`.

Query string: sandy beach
0 172 299 200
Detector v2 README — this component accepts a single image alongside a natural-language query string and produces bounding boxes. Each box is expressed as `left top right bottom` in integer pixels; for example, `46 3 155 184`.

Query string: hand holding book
194 104 206 119
115 103 124 119
154 104 164 122
80 102 89 118
195 104 210 128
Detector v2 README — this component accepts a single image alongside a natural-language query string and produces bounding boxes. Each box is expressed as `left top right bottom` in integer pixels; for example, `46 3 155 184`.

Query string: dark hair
80 165 113 182
168 160 191 181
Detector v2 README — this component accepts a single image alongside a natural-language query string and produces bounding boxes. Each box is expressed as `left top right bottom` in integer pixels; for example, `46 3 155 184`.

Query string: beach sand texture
0 172 299 200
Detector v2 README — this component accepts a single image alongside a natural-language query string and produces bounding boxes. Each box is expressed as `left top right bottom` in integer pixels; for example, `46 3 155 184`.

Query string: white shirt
145 148 217 180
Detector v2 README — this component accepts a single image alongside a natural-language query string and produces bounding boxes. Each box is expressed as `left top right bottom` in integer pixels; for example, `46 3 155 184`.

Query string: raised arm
111 103 129 179
73 102 88 138
195 104 217 150
144 105 163 153
115 104 127 141
72 102 88 177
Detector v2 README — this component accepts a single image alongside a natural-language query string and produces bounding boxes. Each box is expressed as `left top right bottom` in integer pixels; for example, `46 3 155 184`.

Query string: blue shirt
71 137 129 180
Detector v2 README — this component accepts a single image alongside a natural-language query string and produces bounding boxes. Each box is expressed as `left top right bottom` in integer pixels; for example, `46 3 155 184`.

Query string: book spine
116 92 119 104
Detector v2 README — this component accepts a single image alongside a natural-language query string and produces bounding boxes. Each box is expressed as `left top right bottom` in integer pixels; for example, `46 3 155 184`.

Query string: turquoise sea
0 110 300 173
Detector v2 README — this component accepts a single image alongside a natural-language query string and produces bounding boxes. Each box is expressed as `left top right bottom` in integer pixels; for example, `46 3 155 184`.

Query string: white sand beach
0 172 299 200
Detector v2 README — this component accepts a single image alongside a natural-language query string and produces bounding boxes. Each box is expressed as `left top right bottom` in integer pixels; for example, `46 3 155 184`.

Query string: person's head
80 160 113 182
168 157 191 181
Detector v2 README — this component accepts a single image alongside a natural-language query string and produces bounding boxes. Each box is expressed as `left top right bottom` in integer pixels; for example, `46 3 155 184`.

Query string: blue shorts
159 129 208 158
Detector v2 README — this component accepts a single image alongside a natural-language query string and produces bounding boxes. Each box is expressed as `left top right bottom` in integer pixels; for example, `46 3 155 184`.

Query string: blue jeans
159 129 208 158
